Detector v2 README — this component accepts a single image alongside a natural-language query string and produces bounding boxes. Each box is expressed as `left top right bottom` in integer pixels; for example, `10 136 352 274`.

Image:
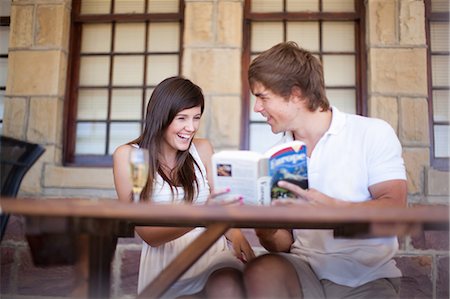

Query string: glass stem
133 192 139 203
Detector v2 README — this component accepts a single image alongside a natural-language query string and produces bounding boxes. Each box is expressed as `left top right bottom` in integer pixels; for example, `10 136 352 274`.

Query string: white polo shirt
281 107 406 287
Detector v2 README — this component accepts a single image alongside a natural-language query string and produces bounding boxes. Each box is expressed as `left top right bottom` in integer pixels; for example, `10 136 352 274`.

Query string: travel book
211 140 308 205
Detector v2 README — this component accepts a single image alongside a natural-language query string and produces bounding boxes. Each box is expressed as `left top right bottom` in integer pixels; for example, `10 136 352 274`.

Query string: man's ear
290 86 304 103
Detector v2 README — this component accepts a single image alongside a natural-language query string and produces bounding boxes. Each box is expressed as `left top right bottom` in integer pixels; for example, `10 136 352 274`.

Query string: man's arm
276 179 407 208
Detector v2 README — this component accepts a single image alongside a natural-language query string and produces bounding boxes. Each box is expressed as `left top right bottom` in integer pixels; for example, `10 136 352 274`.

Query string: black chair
0 135 45 241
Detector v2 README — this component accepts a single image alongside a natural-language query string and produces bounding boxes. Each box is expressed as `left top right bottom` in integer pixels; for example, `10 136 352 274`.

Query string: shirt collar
284 106 346 141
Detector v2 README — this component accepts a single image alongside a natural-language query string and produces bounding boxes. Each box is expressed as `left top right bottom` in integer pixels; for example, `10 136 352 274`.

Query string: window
65 0 184 166
0 1 11 134
426 0 449 170
242 0 366 153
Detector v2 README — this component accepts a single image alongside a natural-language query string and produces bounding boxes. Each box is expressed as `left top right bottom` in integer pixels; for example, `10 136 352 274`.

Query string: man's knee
204 268 244 298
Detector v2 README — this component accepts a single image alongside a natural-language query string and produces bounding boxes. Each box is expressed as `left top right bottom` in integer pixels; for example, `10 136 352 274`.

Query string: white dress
137 144 243 298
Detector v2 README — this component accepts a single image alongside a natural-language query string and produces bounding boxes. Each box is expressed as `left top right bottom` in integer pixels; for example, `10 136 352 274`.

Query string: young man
243 42 407 299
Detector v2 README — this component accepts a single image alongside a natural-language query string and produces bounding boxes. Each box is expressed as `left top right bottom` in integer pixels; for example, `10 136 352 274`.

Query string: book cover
267 141 308 200
211 140 308 205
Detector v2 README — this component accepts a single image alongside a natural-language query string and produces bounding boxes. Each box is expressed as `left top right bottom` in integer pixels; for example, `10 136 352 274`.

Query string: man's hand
274 181 347 206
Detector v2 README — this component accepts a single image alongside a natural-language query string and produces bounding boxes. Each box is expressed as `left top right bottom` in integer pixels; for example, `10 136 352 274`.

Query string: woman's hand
207 188 243 206
225 229 256 263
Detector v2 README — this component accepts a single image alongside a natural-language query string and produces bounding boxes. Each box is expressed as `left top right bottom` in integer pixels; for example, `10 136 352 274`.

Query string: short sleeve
365 119 406 186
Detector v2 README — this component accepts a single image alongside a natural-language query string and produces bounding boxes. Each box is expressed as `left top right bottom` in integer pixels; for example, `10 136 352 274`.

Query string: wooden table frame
0 197 448 298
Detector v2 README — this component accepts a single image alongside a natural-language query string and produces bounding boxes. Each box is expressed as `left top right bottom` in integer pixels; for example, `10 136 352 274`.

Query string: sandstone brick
196 95 211 139
411 229 449 251
217 1 243 47
368 0 397 45
399 97 429 146
183 48 241 94
399 0 426 45
403 148 429 195
2 97 27 139
184 2 213 45
36 4 70 49
395 255 432 299
17 249 77 296
2 215 26 243
10 5 34 48
209 95 241 149
27 97 62 143
426 168 450 196
369 48 427 95
0 247 15 294
7 50 67 96
19 146 60 191
437 256 449 299
119 248 140 296
368 96 398 133
43 165 115 189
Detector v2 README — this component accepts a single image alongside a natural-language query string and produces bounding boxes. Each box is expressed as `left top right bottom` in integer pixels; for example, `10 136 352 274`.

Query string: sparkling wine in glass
129 147 149 203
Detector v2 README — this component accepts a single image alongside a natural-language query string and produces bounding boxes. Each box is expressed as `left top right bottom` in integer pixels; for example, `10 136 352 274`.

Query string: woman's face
161 106 202 154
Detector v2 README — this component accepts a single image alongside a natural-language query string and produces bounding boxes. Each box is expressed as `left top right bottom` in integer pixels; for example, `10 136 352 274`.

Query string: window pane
323 22 355 52
111 89 142 120
81 0 111 14
433 90 450 122
75 123 106 154
146 55 178 85
251 0 283 12
287 0 318 12
0 0 11 16
287 22 319 52
432 55 450 87
432 0 450 12
431 22 449 52
249 123 282 153
115 23 146 53
0 91 4 117
326 89 356 114
323 55 355 86
323 0 354 12
109 122 141 154
434 125 450 158
0 27 9 54
148 23 180 52
113 55 144 85
148 0 179 13
0 58 7 86
115 0 145 13
251 22 283 52
79 56 110 86
81 24 112 53
77 89 108 120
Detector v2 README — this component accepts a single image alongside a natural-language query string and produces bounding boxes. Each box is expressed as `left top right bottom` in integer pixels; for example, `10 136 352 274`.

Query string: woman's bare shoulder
192 138 213 153
113 144 133 159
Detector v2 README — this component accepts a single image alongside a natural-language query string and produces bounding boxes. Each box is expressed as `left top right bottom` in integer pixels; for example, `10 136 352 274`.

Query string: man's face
252 82 300 134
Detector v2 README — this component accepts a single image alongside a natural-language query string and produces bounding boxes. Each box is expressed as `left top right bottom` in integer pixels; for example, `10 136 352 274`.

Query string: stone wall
1 0 448 298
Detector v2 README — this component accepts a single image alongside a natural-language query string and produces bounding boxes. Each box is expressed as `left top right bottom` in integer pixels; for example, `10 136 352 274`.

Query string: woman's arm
112 144 134 202
112 144 193 247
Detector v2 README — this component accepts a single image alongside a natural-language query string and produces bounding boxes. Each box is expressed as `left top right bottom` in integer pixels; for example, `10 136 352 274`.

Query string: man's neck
292 108 332 155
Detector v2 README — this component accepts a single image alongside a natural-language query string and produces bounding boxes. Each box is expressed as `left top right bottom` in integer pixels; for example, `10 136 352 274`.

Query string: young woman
113 76 254 298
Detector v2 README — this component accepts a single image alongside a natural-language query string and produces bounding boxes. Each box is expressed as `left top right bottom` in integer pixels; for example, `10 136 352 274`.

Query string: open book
211 140 308 205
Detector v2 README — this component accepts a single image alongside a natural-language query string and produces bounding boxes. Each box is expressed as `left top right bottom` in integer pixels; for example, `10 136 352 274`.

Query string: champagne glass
129 147 149 203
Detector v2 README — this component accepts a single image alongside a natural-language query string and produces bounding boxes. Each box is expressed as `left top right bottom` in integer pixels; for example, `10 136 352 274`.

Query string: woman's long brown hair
129 76 205 203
